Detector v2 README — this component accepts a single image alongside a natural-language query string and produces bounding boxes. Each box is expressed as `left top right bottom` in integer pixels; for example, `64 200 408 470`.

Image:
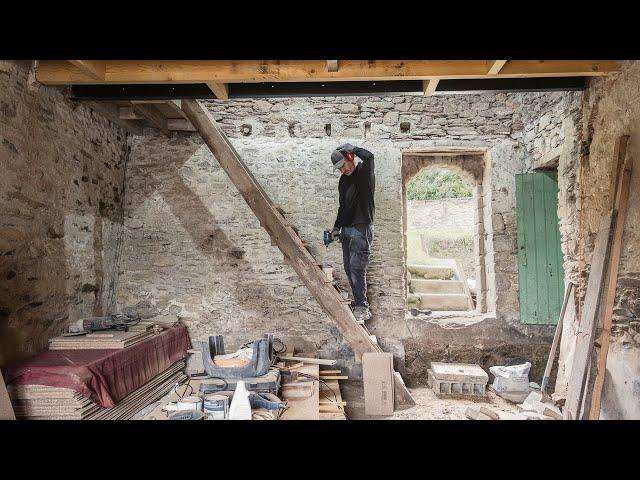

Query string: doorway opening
401 148 493 317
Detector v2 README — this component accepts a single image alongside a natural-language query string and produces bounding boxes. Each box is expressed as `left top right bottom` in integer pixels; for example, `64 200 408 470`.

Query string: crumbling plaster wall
117 91 576 378
557 61 640 419
0 60 129 367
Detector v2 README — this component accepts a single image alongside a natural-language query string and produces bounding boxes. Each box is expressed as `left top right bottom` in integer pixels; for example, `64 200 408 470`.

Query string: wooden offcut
181 99 415 408
589 135 633 419
564 211 616 419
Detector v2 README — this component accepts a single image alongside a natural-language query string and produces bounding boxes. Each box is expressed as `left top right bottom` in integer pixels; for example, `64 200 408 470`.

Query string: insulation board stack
8 361 186 420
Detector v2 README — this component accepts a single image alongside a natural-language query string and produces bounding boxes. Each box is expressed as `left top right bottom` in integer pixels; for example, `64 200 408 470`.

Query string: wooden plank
423 79 439 96
541 282 574 394
1 370 16 420
68 60 106 80
589 135 632 419
206 82 229 100
36 60 619 85
278 356 336 366
487 60 508 75
319 379 346 420
564 210 616 419
167 118 196 131
181 99 415 408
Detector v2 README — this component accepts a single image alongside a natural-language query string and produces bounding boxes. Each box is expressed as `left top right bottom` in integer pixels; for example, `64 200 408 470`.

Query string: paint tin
177 395 203 411
203 394 229 420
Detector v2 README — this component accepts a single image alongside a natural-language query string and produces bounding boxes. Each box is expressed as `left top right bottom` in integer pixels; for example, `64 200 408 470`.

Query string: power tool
323 228 333 247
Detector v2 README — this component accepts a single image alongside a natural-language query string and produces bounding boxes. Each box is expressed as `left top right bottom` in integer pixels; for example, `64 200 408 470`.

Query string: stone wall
117 91 577 376
407 198 474 230
0 61 128 367
558 61 640 418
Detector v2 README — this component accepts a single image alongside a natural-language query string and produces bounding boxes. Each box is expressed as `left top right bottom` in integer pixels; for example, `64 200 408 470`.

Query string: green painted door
515 172 565 325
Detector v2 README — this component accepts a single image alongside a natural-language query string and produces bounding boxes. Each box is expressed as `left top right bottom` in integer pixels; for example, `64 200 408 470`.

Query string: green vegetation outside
407 169 472 200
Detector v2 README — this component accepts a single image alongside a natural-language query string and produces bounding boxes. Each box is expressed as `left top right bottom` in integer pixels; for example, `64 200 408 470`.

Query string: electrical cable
296 371 350 420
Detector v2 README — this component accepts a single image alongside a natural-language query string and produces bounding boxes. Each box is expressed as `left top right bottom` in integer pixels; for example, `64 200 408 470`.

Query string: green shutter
515 172 565 325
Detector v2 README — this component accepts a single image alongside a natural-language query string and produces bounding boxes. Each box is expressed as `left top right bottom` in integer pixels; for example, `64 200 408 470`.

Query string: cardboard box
362 352 394 416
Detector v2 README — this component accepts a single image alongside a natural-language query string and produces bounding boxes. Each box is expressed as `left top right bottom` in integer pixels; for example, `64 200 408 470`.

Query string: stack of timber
8 361 186 420
48 322 159 350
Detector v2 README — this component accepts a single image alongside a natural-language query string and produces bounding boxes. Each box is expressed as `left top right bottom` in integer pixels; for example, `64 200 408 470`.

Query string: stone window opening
400 122 411 133
401 149 493 319
325 123 331 136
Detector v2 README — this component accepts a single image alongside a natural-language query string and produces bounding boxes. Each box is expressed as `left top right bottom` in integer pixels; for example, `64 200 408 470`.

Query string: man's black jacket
333 146 375 230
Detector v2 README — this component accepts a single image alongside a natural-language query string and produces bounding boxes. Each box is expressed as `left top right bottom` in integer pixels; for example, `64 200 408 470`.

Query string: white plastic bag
489 362 531 394
489 362 531 379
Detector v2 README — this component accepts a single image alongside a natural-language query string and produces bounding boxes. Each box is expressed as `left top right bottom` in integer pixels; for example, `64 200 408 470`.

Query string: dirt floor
341 381 522 420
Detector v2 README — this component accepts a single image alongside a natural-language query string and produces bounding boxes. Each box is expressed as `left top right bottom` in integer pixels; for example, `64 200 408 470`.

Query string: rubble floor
341 381 522 420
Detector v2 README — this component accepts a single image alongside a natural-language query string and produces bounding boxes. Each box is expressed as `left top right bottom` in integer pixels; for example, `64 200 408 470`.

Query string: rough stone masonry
0 61 129 367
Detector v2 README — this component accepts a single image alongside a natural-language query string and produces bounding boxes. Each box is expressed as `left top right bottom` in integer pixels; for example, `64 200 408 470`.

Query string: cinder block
429 362 488 397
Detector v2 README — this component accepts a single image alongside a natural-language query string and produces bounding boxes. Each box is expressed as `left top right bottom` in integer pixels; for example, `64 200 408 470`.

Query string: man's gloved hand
337 143 355 153
331 227 341 242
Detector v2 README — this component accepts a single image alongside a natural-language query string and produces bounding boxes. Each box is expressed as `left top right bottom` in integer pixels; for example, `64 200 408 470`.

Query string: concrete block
430 362 488 397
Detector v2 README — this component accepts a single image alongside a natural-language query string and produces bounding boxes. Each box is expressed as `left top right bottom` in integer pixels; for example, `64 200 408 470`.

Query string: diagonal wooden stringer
182 99 416 409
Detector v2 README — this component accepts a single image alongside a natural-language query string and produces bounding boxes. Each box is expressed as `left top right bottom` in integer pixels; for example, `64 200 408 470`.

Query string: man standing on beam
329 143 375 323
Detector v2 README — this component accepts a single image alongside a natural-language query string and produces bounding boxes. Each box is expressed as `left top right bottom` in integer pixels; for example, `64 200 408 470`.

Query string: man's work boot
353 306 372 323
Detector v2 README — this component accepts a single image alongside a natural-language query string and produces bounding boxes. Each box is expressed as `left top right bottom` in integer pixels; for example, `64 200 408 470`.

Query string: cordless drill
323 228 334 247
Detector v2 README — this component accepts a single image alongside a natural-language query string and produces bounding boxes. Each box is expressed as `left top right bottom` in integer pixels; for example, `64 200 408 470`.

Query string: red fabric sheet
5 324 191 408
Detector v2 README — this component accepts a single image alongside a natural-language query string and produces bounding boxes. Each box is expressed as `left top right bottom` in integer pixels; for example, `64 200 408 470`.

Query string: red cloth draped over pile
5 324 191 408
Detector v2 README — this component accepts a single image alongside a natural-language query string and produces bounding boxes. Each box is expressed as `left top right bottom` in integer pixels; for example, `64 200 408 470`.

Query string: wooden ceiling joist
206 82 229 100
423 79 439 96
36 60 618 85
327 60 338 72
487 60 508 75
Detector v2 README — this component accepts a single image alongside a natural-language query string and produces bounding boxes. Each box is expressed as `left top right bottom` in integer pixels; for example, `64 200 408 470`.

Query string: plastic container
203 394 229 420
228 380 252 420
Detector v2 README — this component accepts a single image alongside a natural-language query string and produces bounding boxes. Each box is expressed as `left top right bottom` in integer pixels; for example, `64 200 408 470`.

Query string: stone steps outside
417 293 470 311
407 264 456 280
411 278 465 294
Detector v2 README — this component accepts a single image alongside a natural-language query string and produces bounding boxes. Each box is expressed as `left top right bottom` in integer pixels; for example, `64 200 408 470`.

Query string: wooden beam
131 104 169 136
564 211 616 420
206 82 229 100
167 118 195 132
181 99 415 408
541 282 574 395
589 135 633 419
487 60 508 75
68 60 106 81
35 60 619 85
327 60 338 72
423 79 439 96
